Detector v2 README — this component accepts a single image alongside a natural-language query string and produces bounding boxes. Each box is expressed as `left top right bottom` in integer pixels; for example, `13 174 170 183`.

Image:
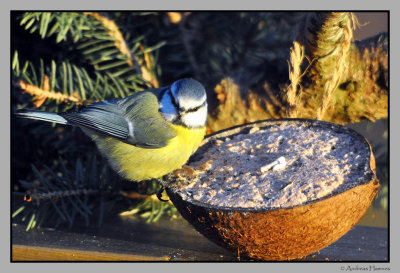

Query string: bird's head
159 78 207 128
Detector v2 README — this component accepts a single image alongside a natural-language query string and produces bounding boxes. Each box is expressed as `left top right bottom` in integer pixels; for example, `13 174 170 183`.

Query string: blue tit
16 78 208 183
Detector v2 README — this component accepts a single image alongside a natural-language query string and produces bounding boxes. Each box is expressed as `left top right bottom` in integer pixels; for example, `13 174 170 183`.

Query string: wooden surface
11 216 388 262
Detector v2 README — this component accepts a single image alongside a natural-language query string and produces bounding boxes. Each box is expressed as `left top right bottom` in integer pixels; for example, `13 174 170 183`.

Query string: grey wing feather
62 109 128 140
61 91 176 148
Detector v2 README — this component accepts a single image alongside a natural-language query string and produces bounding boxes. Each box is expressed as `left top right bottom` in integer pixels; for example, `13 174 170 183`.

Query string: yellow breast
90 125 206 181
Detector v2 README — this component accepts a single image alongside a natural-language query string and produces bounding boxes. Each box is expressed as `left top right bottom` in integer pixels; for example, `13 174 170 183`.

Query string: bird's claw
156 186 169 202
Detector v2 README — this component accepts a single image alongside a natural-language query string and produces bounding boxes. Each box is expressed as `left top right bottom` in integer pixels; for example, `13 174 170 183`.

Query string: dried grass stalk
296 12 359 120
315 13 356 120
286 42 305 118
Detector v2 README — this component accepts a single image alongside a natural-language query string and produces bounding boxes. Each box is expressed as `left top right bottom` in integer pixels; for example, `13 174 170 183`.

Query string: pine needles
14 12 163 109
12 53 134 110
12 156 178 230
13 157 106 230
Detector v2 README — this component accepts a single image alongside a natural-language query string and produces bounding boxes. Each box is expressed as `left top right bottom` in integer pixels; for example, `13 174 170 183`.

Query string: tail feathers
15 109 68 125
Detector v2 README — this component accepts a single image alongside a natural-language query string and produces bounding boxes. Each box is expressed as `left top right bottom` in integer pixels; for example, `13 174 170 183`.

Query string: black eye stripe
168 86 207 114
181 101 207 113
184 101 206 113
185 106 200 113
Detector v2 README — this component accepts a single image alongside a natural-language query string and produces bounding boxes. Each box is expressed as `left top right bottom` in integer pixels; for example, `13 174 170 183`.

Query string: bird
16 78 208 200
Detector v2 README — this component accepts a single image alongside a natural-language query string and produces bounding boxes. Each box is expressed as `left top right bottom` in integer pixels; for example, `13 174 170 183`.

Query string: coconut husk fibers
166 119 379 261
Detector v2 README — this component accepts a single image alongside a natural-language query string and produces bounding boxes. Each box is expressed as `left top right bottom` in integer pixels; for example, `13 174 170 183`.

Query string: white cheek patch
181 105 208 128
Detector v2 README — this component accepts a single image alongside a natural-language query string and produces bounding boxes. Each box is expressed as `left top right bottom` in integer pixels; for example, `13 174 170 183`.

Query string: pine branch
17 76 83 107
12 154 178 230
20 12 90 42
84 12 134 66
12 53 140 111
17 12 161 89
12 156 110 230
79 12 162 89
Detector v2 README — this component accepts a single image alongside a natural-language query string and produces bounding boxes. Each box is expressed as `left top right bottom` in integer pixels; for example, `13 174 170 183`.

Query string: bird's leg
155 178 169 202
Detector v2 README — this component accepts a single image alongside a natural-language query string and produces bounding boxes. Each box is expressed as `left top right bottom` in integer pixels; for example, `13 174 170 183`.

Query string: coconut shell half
166 119 379 261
